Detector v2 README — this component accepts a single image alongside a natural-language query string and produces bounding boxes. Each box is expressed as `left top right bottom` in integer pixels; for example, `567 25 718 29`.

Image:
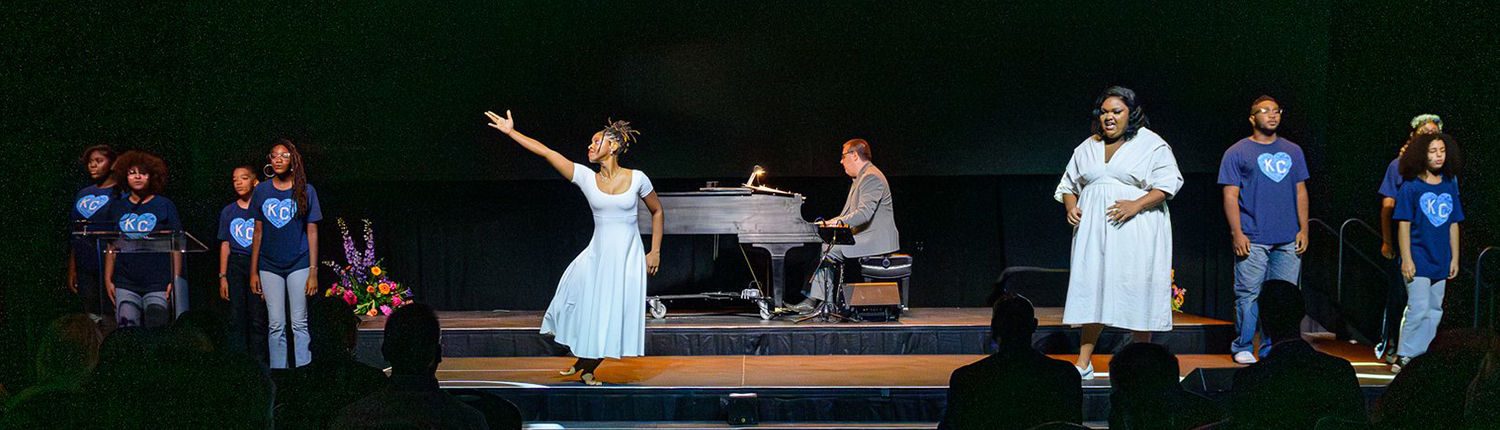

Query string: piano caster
648 298 667 319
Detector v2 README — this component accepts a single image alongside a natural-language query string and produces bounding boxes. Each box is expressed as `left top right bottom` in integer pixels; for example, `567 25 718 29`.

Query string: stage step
356 308 1235 364
434 347 1392 423
522 422 944 429
521 423 1113 429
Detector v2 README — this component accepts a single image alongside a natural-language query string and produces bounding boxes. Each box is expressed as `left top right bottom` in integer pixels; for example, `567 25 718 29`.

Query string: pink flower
392 296 404 307
343 290 356 305
380 305 393 316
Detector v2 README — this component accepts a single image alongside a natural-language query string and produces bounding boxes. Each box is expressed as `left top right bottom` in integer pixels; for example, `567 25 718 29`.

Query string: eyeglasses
268 152 293 160
1255 108 1285 115
127 169 148 176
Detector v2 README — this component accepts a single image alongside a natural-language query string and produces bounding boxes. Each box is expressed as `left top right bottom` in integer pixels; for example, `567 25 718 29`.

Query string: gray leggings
115 288 170 328
261 268 311 369
1398 277 1447 358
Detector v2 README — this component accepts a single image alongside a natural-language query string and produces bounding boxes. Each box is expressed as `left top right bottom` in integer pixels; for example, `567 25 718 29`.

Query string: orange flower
371 266 383 276
367 308 378 316
366 286 376 293
379 282 391 295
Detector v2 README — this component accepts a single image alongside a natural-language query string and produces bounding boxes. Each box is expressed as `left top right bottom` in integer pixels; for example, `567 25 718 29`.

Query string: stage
354 308 1237 362
353 309 1391 426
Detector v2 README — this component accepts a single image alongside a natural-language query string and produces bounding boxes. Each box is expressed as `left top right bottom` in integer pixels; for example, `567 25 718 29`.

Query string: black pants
227 253 269 364
76 267 106 315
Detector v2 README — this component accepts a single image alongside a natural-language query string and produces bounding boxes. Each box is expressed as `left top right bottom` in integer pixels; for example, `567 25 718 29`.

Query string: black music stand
794 225 855 323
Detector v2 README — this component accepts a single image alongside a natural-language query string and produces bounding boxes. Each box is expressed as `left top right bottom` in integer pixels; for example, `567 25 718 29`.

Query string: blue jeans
262 268 311 369
1232 242 1301 357
1397 277 1446 358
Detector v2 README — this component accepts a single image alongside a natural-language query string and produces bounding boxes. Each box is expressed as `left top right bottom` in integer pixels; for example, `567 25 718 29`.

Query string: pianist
791 139 900 312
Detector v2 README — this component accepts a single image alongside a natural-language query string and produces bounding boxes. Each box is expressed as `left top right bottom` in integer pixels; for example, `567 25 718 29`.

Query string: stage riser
459 386 1387 423
355 326 1233 366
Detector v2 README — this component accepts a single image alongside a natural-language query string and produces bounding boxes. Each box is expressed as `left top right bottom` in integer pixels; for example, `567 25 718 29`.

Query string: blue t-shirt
1378 158 1402 199
218 201 256 256
1393 176 1464 280
250 181 322 273
108 195 182 291
72 184 119 272
1217 137 1310 245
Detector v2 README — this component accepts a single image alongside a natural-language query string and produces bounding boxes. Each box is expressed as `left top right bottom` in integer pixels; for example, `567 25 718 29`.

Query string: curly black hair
1399 133 1461 180
111 150 168 197
1090 86 1150 142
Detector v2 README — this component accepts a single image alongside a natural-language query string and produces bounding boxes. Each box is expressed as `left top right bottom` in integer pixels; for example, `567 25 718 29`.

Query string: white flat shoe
1233 351 1258 364
1076 364 1095 380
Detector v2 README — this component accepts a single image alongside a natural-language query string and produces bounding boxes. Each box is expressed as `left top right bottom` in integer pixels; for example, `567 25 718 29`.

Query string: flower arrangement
323 218 412 317
1171 270 1186 313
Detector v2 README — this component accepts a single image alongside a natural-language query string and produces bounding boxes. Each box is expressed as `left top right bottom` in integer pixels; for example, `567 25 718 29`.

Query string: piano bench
859 253 913 310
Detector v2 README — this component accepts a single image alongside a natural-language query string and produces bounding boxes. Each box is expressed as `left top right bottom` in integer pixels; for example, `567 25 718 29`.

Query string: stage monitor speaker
844 282 900 306
845 282 901 322
722 393 758 425
1182 367 1238 396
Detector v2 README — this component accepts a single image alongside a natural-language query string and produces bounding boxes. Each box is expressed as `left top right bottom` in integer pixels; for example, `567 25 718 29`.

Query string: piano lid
638 187 817 241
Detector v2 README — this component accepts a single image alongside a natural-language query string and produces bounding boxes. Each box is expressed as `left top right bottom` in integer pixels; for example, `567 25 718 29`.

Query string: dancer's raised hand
485 110 515 135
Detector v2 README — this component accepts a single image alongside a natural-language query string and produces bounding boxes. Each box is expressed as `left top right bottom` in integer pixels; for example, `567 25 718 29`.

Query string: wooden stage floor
436 334 1392 389
362 307 1232 331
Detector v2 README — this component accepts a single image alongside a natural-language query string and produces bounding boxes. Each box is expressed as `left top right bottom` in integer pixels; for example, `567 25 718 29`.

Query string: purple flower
363 219 377 268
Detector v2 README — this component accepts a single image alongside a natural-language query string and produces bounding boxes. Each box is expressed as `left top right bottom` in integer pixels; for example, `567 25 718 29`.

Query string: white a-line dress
541 163 654 359
1053 127 1183 332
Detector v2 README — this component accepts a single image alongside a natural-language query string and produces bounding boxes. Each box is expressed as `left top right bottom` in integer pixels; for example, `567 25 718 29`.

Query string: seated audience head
1375 328 1500 428
35 313 103 381
310 298 362 361
382 303 442 376
991 292 1038 346
1257 279 1304 341
173 309 231 352
1109 342 1180 394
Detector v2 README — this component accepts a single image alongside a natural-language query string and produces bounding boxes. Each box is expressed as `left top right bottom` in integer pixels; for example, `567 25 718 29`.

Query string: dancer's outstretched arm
485 110 573 178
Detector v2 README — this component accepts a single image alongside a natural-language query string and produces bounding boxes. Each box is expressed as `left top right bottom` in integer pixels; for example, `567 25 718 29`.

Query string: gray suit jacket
832 163 899 258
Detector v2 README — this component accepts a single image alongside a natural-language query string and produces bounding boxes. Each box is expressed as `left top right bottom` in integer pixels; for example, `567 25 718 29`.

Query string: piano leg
753 243 806 309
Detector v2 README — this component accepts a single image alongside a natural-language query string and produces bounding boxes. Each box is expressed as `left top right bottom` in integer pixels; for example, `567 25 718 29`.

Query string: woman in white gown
1053 87 1183 380
485 110 665 385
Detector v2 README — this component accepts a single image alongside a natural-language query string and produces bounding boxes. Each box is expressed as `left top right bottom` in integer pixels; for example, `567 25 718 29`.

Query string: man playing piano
791 139 900 313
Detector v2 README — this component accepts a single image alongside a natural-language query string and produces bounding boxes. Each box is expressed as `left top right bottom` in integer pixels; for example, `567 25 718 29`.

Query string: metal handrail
1339 218 1384 249
1308 218 1393 305
1335 218 1399 302
1476 246 1499 328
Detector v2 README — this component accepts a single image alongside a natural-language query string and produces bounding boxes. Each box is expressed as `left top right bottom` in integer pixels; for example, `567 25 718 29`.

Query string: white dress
1053 127 1183 332
541 163 654 359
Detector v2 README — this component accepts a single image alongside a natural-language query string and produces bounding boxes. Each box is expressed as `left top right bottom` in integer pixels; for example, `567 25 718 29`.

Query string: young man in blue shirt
1218 95 1310 364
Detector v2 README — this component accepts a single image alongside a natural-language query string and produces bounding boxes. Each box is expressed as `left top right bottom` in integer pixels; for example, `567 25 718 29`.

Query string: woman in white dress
485 110 665 385
1053 87 1183 379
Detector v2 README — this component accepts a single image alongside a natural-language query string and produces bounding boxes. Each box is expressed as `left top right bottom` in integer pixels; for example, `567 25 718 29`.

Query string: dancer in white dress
485 110 665 385
1053 87 1183 380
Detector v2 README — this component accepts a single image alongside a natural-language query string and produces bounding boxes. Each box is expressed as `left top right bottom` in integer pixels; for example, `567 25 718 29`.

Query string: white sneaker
1233 351 1258 364
1076 364 1095 380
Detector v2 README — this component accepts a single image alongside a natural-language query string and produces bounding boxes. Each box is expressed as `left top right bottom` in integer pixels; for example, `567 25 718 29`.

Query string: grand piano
637 186 821 309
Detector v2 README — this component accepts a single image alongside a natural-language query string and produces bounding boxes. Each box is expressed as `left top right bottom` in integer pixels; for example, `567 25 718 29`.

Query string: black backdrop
4 0 1499 387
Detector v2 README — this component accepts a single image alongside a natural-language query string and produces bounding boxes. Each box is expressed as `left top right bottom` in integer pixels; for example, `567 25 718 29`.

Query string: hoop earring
263 164 275 179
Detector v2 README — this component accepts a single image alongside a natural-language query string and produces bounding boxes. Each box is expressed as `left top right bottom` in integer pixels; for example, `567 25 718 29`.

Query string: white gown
1053 127 1183 332
541 163 653 359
